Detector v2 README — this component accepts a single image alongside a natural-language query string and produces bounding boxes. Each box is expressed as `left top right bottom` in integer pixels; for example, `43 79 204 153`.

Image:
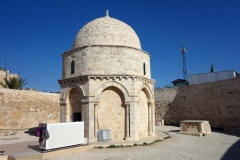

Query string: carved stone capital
60 102 67 107
125 101 130 106
147 102 152 107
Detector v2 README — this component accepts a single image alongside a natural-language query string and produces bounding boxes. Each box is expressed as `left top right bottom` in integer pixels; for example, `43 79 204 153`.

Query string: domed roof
72 14 141 50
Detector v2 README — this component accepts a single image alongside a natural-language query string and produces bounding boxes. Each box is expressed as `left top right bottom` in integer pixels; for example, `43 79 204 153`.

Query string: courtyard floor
0 125 240 160
45 126 240 160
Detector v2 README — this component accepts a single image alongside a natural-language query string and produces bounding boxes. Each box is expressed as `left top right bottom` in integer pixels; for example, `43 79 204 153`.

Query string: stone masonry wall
0 88 60 129
155 78 240 130
62 46 151 79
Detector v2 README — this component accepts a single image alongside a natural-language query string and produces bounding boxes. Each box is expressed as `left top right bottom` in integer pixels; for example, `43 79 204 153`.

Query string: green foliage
106 144 118 148
0 77 28 89
97 146 104 149
142 142 148 145
163 132 171 139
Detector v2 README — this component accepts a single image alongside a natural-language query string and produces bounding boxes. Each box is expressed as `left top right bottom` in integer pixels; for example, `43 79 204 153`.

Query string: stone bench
178 120 211 137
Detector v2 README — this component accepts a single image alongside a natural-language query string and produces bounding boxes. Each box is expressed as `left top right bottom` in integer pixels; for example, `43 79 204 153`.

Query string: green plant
0 77 28 89
202 133 206 136
10 132 17 135
106 144 117 148
163 132 171 139
142 142 147 145
96 146 104 149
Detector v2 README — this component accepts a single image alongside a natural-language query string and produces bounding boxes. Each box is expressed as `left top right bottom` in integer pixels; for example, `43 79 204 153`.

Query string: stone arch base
97 87 125 140
138 90 148 137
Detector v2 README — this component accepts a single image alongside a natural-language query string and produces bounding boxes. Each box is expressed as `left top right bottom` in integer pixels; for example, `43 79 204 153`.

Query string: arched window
71 60 75 74
143 63 146 75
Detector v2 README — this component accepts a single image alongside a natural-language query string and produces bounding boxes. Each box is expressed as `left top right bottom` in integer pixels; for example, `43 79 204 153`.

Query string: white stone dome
72 15 141 50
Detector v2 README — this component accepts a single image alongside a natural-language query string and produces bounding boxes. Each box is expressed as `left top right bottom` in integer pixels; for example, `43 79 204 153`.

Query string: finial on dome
106 10 109 17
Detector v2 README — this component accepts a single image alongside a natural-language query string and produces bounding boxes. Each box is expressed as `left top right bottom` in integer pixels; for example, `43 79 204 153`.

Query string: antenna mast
180 47 188 80
5 55 8 80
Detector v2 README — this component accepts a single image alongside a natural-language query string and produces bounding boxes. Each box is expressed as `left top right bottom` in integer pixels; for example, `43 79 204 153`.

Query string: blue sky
0 0 239 92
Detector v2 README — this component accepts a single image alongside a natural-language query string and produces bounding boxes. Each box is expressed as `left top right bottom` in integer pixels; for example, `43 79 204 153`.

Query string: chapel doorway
69 88 82 122
97 87 125 140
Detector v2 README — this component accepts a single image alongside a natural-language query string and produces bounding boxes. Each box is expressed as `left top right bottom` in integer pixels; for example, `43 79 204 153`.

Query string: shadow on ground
221 139 240 160
212 128 240 138
24 127 38 136
28 145 42 153
168 130 179 132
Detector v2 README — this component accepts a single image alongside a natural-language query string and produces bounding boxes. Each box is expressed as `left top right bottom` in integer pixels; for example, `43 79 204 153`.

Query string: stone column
84 101 96 142
151 102 155 135
148 102 153 136
94 102 98 139
129 101 139 140
125 102 130 139
60 102 70 122
60 102 65 122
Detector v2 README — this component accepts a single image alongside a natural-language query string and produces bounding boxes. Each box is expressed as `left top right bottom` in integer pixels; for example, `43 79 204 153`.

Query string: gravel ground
44 126 240 160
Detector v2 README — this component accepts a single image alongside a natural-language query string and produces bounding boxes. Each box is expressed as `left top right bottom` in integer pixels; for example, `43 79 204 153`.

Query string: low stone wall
0 88 60 129
155 78 240 130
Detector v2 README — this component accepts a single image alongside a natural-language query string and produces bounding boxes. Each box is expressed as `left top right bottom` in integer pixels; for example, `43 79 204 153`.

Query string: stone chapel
58 11 155 142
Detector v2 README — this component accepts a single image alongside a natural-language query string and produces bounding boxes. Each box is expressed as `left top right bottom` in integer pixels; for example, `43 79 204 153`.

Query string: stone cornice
62 45 150 57
58 74 155 85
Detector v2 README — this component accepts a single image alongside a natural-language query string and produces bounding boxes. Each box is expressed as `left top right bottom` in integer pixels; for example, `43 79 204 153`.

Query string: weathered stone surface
155 78 240 130
138 90 148 137
59 14 155 142
72 16 141 50
62 46 151 79
98 87 125 140
179 120 211 136
0 88 60 129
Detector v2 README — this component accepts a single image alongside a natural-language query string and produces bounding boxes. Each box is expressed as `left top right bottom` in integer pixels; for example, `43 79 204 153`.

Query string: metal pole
5 56 8 80
180 47 188 80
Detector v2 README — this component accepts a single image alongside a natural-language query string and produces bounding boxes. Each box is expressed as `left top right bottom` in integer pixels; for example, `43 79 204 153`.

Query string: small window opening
143 63 146 75
71 60 75 74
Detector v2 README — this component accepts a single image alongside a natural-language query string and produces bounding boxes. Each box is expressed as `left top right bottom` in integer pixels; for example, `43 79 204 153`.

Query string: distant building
24 88 38 91
171 79 189 87
163 79 189 88
189 62 239 85
189 70 239 85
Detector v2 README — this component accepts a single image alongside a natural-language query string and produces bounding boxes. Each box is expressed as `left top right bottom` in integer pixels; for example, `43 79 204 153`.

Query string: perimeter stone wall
155 78 240 130
0 88 60 129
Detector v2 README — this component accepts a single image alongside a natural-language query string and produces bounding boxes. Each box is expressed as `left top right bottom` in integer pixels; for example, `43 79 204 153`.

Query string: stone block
178 120 211 136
